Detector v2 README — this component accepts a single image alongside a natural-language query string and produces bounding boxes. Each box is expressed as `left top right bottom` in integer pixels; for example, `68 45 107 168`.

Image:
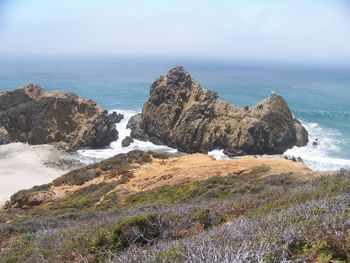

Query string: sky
0 0 350 65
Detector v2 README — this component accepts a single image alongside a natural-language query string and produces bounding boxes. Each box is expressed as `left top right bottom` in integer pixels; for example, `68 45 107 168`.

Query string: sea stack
0 84 120 149
128 66 308 156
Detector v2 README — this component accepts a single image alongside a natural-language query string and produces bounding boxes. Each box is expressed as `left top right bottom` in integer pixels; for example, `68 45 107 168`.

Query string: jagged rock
108 111 124 125
128 66 308 156
121 136 134 147
43 158 85 170
283 155 304 163
0 84 118 149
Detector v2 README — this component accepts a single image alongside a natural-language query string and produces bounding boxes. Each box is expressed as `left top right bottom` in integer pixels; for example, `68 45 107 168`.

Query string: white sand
0 143 67 205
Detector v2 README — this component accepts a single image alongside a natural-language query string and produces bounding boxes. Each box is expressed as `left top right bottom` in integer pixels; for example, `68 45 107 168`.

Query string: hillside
1 151 349 262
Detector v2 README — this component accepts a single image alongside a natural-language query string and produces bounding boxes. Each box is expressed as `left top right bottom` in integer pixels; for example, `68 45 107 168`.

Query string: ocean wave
295 109 350 119
77 109 180 164
208 149 232 160
285 121 350 171
211 121 350 171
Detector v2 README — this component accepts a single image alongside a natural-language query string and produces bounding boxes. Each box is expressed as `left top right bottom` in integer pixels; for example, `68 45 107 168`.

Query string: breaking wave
77 109 181 164
285 122 350 171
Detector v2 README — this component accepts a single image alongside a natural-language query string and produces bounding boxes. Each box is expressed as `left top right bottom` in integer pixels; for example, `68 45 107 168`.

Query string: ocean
0 56 349 171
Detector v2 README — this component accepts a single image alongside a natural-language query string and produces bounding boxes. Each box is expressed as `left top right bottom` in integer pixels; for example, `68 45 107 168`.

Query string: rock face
128 66 308 156
122 136 134 147
0 84 119 149
108 111 124 125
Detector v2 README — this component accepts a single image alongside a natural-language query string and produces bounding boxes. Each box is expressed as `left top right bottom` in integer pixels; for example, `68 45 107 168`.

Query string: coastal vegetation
0 151 348 262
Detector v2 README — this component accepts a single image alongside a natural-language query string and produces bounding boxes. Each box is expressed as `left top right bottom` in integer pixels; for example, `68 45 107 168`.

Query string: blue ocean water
0 56 349 170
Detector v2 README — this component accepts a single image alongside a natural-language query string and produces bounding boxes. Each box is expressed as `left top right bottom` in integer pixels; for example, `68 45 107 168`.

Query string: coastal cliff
128 66 308 156
0 84 121 149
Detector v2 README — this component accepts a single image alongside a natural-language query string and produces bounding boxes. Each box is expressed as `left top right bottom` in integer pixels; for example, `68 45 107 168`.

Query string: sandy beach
0 143 68 205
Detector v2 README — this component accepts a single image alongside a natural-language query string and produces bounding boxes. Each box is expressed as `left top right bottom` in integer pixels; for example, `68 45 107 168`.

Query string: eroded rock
108 112 124 125
122 136 134 147
0 84 119 149
128 66 308 156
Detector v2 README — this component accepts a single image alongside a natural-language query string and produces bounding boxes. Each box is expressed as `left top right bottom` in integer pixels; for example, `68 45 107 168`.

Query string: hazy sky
1 0 350 65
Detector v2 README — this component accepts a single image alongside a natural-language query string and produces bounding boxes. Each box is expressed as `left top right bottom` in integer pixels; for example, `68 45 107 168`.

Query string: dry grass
0 169 349 262
0 151 347 263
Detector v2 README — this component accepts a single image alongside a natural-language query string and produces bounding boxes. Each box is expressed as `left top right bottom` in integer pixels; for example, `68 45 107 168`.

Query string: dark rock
127 114 149 141
43 158 85 170
108 111 124 125
128 66 309 156
121 136 134 147
0 84 118 149
283 155 303 163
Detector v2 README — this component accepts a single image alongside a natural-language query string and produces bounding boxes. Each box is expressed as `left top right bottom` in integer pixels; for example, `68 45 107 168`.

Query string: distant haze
1 0 350 65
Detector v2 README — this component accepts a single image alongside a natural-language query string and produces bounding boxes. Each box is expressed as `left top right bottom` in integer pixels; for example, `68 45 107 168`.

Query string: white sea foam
77 109 180 164
208 149 232 160
207 121 350 171
285 122 350 171
77 110 350 171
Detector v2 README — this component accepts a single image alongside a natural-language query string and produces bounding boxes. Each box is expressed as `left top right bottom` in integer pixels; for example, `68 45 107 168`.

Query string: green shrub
153 246 182 263
53 182 117 211
110 213 160 251
196 208 210 228
91 230 109 248
288 240 311 256
3 233 36 263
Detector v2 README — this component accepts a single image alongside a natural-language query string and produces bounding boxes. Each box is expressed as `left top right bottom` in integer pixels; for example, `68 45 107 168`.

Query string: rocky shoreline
0 68 312 206
0 69 308 158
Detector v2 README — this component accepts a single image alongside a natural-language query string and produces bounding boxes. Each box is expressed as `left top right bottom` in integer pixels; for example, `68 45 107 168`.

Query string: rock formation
128 66 308 156
122 136 134 147
0 84 120 149
108 111 124 125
